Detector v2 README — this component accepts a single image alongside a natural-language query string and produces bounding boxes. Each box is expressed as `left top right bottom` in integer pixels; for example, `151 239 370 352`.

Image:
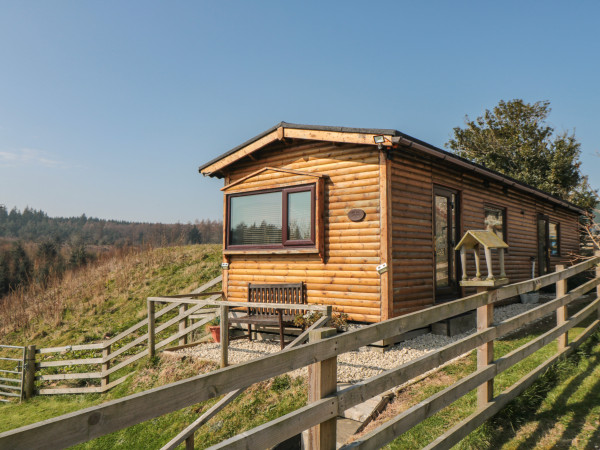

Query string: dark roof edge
390 131 585 215
197 122 401 174
198 122 585 215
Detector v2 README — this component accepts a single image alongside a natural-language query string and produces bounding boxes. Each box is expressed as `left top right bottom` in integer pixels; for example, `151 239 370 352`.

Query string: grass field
355 302 600 450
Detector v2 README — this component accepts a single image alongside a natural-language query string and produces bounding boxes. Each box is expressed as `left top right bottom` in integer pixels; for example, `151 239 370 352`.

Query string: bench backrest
247 282 305 316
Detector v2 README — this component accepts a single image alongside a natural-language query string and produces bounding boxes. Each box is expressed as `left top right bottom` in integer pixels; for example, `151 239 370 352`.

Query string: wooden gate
0 345 26 403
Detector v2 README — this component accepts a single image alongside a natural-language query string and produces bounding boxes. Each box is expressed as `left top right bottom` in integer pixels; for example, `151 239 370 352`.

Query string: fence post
220 305 229 368
148 300 156 359
556 264 568 351
179 304 188 346
307 327 337 450
477 288 494 409
101 344 111 390
24 345 36 400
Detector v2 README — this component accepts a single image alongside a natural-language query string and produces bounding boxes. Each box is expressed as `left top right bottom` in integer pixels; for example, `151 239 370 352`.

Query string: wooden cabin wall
390 148 580 317
389 152 435 315
223 142 383 322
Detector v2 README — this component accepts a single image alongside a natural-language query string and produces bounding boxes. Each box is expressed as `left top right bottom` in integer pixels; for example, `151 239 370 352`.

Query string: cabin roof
198 121 585 214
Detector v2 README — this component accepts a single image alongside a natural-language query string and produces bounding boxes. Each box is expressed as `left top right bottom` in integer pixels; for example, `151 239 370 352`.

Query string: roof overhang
198 122 395 177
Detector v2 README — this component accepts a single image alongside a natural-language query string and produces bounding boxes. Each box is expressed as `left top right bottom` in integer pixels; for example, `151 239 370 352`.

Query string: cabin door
537 214 550 276
434 187 461 300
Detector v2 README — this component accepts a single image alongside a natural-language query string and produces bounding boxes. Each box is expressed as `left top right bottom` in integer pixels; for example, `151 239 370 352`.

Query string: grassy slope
0 244 308 449
0 245 224 430
348 301 600 450
1 244 222 346
1 343 308 449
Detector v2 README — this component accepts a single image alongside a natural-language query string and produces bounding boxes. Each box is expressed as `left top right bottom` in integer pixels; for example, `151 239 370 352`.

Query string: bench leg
248 324 252 341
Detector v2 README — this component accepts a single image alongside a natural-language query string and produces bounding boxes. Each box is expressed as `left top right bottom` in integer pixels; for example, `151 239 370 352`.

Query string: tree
68 238 90 268
10 241 32 288
0 251 9 295
446 99 597 211
36 237 65 287
187 226 202 244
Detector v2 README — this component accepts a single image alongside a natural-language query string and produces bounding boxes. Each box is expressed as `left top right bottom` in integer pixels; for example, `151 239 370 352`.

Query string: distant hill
0 206 222 246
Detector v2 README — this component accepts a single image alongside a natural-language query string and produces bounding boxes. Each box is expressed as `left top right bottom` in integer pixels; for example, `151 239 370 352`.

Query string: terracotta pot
209 325 220 343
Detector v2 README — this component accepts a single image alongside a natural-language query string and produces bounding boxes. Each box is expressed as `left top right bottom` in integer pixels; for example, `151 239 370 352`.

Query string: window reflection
435 195 449 288
287 191 311 241
549 223 559 256
230 192 282 245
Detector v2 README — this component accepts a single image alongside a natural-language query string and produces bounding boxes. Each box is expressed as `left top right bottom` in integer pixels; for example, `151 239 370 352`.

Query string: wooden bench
229 282 306 349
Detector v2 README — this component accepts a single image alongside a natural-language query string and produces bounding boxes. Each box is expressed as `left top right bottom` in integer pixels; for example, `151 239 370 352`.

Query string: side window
549 222 560 256
484 205 507 243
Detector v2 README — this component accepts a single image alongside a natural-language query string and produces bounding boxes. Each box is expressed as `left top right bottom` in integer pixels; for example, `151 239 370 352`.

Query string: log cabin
199 122 583 323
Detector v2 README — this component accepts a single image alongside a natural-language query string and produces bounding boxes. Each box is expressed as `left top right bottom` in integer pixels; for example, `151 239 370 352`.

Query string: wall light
373 135 390 150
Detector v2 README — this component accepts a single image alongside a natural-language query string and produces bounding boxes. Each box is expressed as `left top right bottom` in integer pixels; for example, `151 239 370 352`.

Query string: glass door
434 186 460 300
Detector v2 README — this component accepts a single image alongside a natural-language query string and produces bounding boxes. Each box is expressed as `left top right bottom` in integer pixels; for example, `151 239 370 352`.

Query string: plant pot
209 326 220 343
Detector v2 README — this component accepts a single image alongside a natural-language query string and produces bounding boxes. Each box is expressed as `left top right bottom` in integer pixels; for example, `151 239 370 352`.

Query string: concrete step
334 383 394 447
336 417 362 448
300 384 395 448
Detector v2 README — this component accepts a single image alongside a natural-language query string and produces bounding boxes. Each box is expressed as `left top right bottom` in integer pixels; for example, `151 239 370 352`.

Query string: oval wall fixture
348 209 366 222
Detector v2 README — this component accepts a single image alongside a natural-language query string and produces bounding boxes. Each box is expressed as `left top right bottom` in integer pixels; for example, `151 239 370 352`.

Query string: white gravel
174 302 543 383
494 302 537 323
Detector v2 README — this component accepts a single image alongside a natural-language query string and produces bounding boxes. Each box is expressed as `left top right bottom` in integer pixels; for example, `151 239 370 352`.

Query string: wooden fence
7 276 223 397
1 257 599 449
0 345 26 403
147 293 332 369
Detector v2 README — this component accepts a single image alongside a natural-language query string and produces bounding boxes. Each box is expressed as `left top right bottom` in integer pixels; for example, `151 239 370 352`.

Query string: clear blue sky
1 1 598 223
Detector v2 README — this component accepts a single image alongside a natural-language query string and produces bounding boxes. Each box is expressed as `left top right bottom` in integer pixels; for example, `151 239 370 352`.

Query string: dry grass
132 352 218 392
0 244 221 346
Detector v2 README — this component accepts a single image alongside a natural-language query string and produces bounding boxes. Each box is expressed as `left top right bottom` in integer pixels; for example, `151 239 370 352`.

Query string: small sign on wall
348 208 366 222
376 263 388 275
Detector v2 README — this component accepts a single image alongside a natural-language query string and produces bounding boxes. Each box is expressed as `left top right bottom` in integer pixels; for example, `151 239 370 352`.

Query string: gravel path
175 302 541 383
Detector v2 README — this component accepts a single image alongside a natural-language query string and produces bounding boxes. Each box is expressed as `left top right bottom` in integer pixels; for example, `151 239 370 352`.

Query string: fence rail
1 258 599 449
147 291 332 368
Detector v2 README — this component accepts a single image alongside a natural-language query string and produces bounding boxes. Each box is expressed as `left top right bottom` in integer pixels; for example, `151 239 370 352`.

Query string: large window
227 185 315 249
484 205 507 242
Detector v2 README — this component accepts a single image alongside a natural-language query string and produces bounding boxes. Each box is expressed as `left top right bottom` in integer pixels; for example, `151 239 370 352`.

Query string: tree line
0 206 222 246
0 206 223 297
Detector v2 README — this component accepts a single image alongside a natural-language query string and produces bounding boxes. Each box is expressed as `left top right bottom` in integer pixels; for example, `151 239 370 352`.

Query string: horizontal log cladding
390 147 580 317
215 137 581 324
223 142 383 322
